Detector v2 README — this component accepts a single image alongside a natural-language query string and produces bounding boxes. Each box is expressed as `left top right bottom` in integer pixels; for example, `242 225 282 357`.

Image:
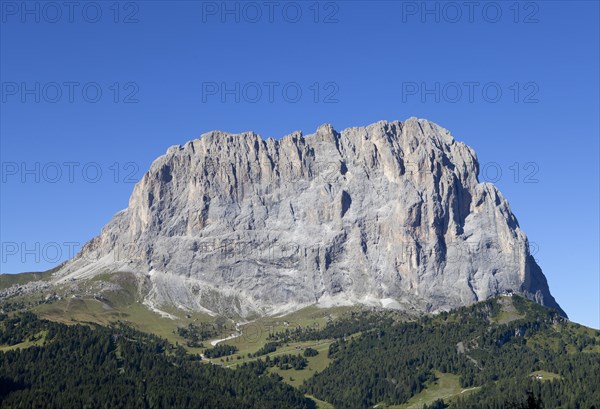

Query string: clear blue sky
1 1 598 328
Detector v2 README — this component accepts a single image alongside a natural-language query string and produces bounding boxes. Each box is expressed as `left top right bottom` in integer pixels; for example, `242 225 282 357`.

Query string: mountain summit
53 118 565 317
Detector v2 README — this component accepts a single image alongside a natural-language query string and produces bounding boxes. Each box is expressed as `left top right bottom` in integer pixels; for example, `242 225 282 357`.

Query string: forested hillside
301 297 600 408
0 313 313 408
1 296 598 409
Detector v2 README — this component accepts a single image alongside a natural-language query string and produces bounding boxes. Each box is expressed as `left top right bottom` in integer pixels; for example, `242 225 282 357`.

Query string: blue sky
1 1 598 328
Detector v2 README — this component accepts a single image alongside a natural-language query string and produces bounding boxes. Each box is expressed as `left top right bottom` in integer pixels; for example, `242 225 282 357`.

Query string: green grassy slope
2 271 599 409
0 270 55 290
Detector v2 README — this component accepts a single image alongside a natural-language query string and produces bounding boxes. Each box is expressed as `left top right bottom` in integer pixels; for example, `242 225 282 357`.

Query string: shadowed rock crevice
340 191 351 218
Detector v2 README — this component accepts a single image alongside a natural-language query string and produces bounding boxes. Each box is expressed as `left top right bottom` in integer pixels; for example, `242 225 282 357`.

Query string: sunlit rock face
55 118 565 318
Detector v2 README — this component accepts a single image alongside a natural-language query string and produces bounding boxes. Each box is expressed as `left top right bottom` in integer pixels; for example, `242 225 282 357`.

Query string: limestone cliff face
55 118 565 317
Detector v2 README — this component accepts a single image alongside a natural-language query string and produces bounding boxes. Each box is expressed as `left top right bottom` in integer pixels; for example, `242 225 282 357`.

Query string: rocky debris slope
52 118 565 318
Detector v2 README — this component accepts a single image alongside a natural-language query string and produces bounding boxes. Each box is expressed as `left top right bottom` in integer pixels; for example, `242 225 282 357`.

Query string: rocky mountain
50 118 565 318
